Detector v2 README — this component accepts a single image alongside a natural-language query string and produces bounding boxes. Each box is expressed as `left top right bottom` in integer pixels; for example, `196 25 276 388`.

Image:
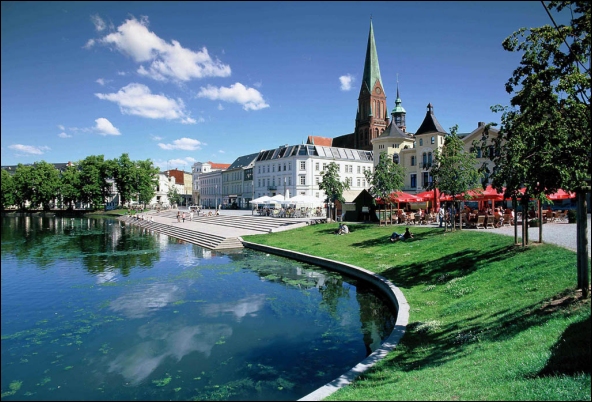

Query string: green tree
480 1 590 296
78 155 112 209
12 164 34 210
29 161 61 211
167 184 182 207
59 164 81 210
318 161 350 221
429 125 482 231
136 159 160 207
109 153 137 207
1 169 16 210
364 152 406 226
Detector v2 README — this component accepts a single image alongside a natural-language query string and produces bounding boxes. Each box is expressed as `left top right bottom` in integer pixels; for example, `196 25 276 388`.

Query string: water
1 215 396 400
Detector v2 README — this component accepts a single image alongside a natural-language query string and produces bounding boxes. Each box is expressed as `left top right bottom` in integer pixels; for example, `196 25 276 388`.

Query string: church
307 20 500 194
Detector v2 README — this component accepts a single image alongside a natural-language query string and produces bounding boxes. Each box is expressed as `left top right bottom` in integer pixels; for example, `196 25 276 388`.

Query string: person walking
438 205 445 228
182 212 185 223
177 211 181 223
189 210 194 222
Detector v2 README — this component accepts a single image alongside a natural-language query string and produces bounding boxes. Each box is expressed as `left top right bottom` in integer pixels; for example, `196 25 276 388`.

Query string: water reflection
201 294 267 321
109 283 186 319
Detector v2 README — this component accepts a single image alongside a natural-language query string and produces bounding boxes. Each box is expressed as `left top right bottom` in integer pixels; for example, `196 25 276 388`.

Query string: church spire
362 20 383 93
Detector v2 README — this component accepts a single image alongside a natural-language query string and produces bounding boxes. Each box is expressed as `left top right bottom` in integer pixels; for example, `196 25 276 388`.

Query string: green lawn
244 223 591 401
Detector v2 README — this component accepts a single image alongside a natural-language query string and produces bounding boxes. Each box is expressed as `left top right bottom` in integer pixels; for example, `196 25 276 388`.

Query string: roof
306 136 333 147
362 20 383 92
391 83 406 114
341 189 364 203
377 120 410 140
415 103 447 135
331 133 355 149
208 161 231 170
227 153 259 170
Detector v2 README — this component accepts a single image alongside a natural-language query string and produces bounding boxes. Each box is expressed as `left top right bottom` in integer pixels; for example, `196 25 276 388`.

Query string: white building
222 153 258 209
253 144 374 203
192 161 230 206
149 172 184 208
198 169 223 209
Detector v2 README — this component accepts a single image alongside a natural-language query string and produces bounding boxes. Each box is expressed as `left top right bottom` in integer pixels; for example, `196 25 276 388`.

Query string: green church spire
362 20 383 93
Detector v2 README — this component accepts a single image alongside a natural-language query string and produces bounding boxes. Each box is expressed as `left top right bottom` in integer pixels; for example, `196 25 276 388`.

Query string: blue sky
1 1 561 171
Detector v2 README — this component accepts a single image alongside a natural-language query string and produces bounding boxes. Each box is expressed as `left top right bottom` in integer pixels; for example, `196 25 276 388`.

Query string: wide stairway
118 210 308 250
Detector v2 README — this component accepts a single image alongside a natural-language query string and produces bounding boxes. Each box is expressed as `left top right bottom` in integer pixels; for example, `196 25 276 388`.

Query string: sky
1 1 565 171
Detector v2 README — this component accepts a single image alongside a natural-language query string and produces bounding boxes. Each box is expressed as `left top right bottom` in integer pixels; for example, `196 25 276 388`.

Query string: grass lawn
244 223 591 401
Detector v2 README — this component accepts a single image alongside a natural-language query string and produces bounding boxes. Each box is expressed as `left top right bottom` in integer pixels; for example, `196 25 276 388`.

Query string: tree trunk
538 199 543 244
513 197 518 245
576 191 589 298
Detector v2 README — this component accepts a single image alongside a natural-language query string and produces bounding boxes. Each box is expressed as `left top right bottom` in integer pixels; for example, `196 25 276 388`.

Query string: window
258 179 261 188
422 172 430 187
288 163 291 170
315 162 319 171
428 152 432 165
419 138 423 146
300 161 306 170
395 143 399 148
283 163 286 171
315 177 320 184
411 156 416 166
357 166 361 174
288 177 291 186
431 136 435 144
393 154 399 164
422 152 427 166
272 165 275 172
323 163 327 171
258 166 261 174
357 178 361 187
299 175 306 185
410 174 417 188
267 165 270 173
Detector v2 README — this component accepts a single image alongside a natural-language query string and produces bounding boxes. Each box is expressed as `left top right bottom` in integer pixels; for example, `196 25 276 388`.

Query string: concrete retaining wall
241 240 410 401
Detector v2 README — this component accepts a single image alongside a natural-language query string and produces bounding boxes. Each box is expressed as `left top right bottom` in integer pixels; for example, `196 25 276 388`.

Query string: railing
267 185 277 190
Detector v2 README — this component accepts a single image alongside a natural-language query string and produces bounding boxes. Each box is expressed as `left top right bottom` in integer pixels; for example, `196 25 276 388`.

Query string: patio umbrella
415 189 453 210
376 191 424 216
250 195 271 204
464 185 505 201
547 189 576 200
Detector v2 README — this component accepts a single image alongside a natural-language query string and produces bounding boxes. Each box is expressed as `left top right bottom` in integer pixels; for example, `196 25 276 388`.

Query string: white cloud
94 118 121 136
58 132 72 138
168 157 197 167
217 103 224 110
158 137 202 151
95 83 196 123
197 82 269 111
339 74 354 91
91 14 106 31
150 134 163 141
252 81 262 88
96 78 110 86
218 150 225 154
58 124 65 130
97 16 231 82
8 144 50 155
117 71 127 76
83 38 95 49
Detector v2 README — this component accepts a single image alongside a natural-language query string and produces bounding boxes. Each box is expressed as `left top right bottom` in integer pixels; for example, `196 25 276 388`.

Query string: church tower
392 79 406 132
354 20 389 151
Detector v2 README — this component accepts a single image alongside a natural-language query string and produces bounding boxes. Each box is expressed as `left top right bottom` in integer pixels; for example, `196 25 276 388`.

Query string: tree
29 161 61 211
364 152 406 226
59 164 81 210
78 155 112 209
429 125 482 231
318 161 350 221
1 169 16 210
109 153 137 207
167 184 182 207
136 159 160 207
12 164 34 210
480 1 590 296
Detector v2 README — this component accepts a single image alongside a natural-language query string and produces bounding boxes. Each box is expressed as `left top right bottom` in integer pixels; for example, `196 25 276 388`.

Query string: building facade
191 161 231 206
222 153 258 209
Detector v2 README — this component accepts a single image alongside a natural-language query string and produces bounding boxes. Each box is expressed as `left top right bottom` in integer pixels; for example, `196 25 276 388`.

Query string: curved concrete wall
241 241 409 401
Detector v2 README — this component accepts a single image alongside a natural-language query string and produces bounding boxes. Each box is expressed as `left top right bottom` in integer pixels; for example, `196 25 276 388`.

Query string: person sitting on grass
335 223 349 235
390 227 413 242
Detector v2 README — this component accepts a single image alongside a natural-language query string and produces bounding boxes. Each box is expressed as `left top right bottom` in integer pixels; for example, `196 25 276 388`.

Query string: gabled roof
362 20 383 92
415 103 447 135
307 136 333 147
227 153 259 170
377 120 410 140
208 161 231 170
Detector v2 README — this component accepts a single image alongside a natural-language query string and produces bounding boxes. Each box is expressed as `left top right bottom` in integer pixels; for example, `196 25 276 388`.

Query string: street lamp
215 184 218 211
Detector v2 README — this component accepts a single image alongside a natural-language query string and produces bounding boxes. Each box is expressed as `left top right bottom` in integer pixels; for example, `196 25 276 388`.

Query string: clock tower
354 20 389 151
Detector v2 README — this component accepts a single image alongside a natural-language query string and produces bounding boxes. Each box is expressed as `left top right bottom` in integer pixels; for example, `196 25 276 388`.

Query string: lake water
1 215 396 400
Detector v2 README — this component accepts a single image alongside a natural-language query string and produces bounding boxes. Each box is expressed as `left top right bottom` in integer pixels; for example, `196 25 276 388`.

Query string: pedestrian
177 211 181 222
189 211 194 222
182 212 185 223
438 205 445 228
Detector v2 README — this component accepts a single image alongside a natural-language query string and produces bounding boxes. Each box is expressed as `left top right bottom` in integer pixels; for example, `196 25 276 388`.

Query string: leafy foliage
78 155 112 208
364 152 406 207
59 164 81 209
429 126 482 230
136 159 160 206
109 153 137 206
1 169 16 210
29 161 61 211
318 161 350 220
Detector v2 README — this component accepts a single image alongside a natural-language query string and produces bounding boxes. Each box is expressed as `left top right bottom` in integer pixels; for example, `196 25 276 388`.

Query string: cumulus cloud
97 16 231 82
339 74 354 91
158 137 202 151
167 157 197 167
58 124 65 130
58 132 72 138
95 83 196 123
150 134 163 141
8 144 50 155
94 118 121 135
91 14 106 31
197 82 269 111
96 78 110 86
83 38 95 49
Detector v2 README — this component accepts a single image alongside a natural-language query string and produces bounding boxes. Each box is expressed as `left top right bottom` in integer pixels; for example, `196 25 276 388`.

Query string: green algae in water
152 374 172 387
0 380 23 398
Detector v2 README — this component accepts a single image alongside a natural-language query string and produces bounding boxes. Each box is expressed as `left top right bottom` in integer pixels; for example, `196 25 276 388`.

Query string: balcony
267 185 277 191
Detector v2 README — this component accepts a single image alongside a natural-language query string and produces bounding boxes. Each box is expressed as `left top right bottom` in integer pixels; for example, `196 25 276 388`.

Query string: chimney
478 122 485 128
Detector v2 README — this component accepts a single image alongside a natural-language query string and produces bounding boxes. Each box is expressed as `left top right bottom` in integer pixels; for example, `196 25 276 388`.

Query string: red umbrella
464 185 505 201
415 189 453 205
390 191 424 203
547 189 576 200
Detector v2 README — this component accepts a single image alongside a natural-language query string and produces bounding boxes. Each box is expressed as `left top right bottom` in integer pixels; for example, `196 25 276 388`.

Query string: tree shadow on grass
538 314 590 376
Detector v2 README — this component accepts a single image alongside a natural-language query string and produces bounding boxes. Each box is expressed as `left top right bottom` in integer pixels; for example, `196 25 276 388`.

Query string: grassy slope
244 223 591 401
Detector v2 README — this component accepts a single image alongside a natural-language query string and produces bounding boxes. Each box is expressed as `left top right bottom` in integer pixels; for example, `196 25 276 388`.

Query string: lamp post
215 184 218 211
